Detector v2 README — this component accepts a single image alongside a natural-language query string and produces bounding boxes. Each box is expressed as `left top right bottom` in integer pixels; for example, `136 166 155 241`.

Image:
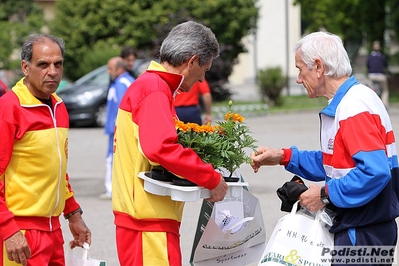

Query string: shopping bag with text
258 202 334 266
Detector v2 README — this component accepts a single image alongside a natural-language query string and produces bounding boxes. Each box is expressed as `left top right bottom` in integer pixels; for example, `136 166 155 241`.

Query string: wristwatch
320 186 330 204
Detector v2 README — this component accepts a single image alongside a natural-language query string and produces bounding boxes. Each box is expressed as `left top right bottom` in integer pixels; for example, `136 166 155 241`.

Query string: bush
257 66 286 106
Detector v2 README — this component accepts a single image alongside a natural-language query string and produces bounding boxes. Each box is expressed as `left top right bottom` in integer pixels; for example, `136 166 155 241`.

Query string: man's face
180 55 212 92
21 39 63 99
295 50 321 98
124 54 136 71
107 61 118 82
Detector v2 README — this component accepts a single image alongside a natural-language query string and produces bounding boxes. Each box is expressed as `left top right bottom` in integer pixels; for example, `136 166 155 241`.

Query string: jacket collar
12 77 63 106
321 76 359 117
146 61 184 98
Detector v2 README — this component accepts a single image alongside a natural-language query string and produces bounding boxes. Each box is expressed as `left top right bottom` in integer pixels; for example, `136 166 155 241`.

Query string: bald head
107 56 126 81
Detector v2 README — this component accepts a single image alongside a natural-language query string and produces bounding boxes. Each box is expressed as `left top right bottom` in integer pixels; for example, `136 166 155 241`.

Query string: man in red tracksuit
0 34 91 266
112 21 228 266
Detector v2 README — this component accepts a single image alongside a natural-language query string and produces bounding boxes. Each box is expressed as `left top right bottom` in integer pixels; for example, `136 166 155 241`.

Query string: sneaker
99 193 111 200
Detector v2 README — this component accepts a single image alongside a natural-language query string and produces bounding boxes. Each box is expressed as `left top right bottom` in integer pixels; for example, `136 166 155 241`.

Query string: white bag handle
291 201 321 222
291 201 300 214
68 242 90 260
81 242 90 260
223 216 254 239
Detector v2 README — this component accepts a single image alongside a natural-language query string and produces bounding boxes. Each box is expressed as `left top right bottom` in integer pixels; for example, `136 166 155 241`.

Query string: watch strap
320 186 330 204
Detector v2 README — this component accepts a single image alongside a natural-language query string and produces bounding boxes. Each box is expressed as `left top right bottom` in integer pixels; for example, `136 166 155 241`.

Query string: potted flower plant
170 100 257 185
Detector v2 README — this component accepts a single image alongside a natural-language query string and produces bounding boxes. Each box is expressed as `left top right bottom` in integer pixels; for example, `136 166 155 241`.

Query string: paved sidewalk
62 106 399 266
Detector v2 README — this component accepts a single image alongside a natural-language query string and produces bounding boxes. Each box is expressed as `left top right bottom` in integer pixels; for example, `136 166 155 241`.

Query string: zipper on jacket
24 102 63 231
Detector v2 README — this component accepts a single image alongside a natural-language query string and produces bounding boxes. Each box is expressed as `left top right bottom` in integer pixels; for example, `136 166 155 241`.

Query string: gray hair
159 21 219 67
21 34 65 64
293 31 352 78
115 57 127 70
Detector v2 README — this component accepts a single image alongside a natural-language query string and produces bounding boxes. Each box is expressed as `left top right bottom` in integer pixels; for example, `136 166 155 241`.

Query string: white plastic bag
65 243 107 266
190 188 266 266
258 202 334 266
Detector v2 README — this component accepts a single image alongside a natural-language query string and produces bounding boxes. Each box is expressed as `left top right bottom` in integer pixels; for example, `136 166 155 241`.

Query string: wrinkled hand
5 231 31 266
298 184 325 212
207 175 228 202
68 213 91 249
250 147 284 173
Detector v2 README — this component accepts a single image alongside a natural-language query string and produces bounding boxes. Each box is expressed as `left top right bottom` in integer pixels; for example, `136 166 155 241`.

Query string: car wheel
94 103 107 127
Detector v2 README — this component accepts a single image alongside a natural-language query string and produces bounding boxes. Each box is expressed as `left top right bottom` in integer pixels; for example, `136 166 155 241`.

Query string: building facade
229 0 301 93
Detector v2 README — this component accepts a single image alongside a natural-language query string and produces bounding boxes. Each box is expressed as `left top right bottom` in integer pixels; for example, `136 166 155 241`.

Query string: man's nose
48 64 58 75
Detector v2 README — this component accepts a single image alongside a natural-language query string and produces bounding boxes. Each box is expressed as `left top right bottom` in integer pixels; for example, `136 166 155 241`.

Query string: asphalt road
61 107 399 266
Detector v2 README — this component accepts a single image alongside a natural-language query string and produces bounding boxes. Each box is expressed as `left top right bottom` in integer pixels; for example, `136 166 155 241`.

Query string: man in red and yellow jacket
112 21 228 266
0 34 91 266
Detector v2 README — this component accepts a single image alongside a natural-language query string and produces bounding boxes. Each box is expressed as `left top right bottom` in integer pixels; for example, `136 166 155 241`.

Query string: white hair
293 31 352 78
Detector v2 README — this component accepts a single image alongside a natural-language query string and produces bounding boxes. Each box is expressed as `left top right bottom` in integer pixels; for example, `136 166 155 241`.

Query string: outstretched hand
250 147 284 173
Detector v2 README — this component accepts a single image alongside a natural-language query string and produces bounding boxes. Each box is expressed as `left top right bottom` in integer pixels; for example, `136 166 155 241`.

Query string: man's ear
314 59 323 71
21 60 29 76
314 59 324 76
188 54 199 67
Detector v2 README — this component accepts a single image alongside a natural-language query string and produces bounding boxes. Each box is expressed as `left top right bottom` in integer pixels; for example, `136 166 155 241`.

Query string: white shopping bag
190 188 266 266
65 243 107 266
258 202 334 266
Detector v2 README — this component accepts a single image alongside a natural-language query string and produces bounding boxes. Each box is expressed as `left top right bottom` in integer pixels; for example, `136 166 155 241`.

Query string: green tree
294 0 387 58
0 0 45 69
50 0 258 96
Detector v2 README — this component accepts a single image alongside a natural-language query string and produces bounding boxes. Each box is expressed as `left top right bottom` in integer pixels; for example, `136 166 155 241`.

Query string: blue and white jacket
104 72 135 135
284 76 399 233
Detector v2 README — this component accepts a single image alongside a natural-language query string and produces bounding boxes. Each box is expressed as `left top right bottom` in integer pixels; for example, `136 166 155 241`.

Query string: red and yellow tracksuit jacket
0 78 80 240
112 61 221 235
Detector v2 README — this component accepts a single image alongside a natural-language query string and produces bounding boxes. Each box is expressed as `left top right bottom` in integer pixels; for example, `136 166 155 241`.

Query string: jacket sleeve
63 173 81 216
137 90 220 190
284 146 326 182
0 118 21 240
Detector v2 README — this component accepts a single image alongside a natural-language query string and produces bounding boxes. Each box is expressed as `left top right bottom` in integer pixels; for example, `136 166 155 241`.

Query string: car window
74 66 109 87
84 70 109 86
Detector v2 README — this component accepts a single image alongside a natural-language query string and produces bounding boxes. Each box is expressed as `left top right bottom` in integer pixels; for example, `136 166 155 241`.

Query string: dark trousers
332 220 397 266
175 105 202 125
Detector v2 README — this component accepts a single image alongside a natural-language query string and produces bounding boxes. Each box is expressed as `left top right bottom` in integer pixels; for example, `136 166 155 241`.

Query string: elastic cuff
64 207 83 220
280 148 292 166
63 197 80 215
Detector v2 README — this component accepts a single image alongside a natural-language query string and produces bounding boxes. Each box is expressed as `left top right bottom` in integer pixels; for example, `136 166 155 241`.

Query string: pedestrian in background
120 46 137 78
367 40 390 108
100 57 134 200
112 21 228 266
251 32 399 251
174 79 213 125
0 34 91 265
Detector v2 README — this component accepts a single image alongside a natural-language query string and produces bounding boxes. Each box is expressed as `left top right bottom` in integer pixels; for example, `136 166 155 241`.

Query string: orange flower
225 112 244 122
174 101 257 176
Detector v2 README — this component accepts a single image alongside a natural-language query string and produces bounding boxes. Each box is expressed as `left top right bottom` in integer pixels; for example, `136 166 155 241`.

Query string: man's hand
207 175 228 202
5 231 31 266
202 114 212 125
68 213 92 249
298 184 325 212
250 147 284 173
